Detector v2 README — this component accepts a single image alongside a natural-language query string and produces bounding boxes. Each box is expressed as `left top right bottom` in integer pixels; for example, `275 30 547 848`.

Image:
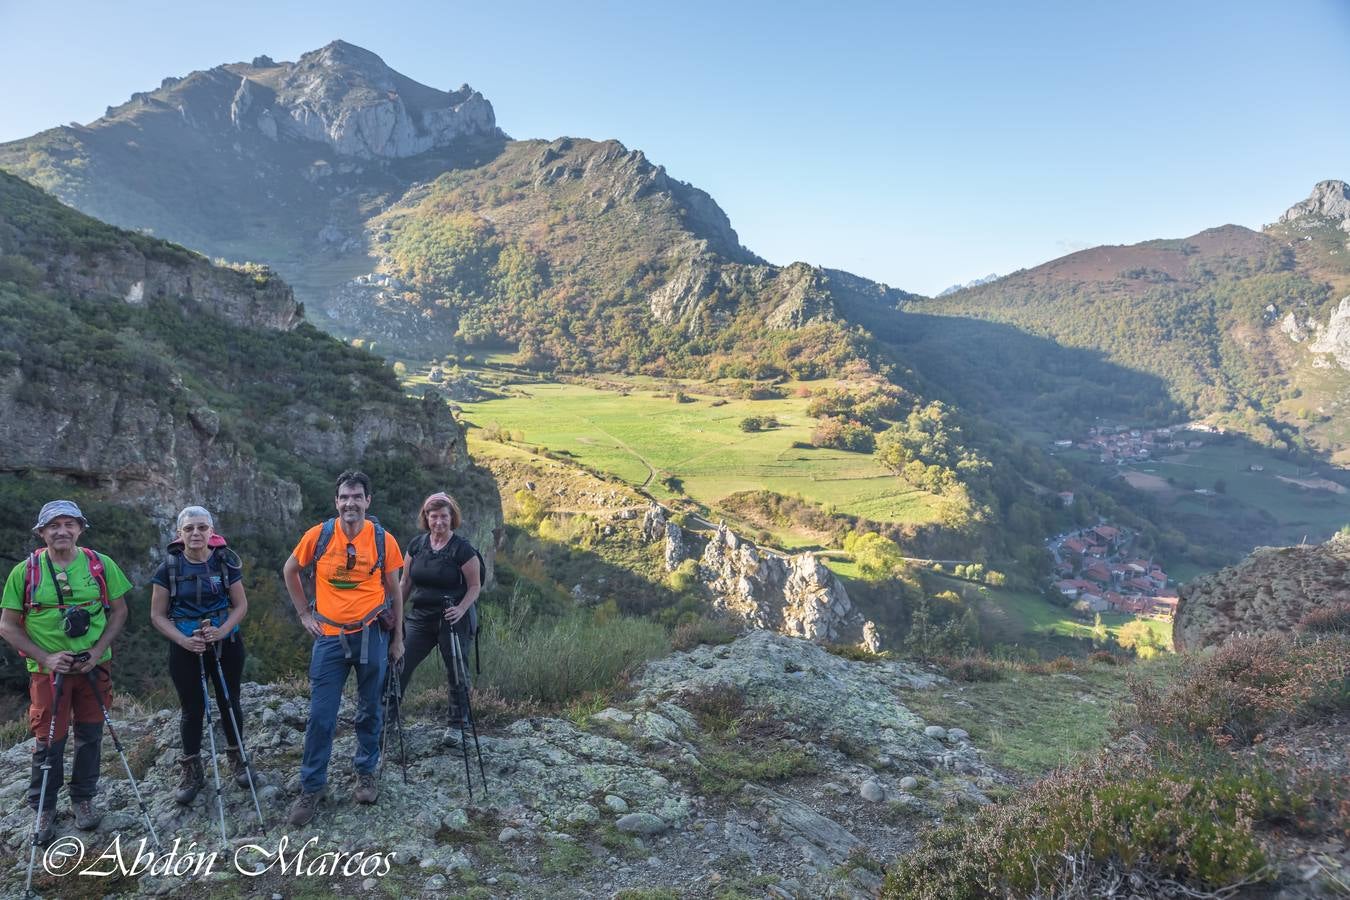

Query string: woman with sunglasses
149 505 251 804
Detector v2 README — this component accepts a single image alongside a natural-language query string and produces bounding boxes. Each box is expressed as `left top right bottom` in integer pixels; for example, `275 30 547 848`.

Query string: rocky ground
0 632 1004 899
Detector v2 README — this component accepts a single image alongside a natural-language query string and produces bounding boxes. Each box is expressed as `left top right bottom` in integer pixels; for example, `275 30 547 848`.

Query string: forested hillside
0 170 500 696
918 213 1350 461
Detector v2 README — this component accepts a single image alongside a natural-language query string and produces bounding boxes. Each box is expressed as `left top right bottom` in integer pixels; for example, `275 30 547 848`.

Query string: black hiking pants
399 606 473 725
168 635 246 756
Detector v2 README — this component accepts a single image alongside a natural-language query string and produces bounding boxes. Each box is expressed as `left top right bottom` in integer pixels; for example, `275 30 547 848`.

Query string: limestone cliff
1280 179 1350 235
1173 533 1350 651
0 170 495 546
648 506 867 645
246 40 501 159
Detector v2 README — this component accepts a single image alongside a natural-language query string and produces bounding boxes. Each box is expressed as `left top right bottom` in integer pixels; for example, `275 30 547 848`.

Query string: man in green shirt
0 500 132 842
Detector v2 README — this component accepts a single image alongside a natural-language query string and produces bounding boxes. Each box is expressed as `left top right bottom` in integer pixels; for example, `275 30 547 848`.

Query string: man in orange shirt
281 471 404 826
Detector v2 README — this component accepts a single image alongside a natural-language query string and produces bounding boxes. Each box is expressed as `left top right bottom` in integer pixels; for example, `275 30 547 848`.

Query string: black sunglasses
346 542 357 572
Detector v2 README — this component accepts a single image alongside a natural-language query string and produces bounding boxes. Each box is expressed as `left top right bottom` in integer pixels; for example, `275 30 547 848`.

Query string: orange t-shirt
293 519 404 636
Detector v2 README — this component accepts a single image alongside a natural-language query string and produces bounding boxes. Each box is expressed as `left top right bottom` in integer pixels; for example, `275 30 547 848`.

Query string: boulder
1174 534 1349 651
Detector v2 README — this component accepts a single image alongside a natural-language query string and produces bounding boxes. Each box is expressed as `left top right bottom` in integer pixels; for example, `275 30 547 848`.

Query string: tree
1118 619 1165 659
843 531 905 581
1091 612 1107 646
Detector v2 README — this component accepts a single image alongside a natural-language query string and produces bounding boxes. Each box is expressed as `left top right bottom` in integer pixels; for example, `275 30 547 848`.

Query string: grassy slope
1122 442 1350 546
457 378 943 538
897 656 1179 776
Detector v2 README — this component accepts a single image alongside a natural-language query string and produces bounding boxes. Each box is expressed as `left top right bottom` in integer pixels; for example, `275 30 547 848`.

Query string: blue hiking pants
299 627 388 793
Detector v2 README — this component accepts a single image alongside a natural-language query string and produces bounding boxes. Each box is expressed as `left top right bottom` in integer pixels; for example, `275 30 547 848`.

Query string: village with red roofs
1048 523 1179 620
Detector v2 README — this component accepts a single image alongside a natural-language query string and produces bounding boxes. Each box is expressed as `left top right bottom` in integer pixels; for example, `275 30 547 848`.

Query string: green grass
1124 442 1350 546
457 378 941 543
940 576 1175 651
898 655 1179 775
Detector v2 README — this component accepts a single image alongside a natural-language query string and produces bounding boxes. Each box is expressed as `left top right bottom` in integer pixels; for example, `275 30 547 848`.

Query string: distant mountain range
0 41 911 376
2 40 1346 570
937 273 1000 297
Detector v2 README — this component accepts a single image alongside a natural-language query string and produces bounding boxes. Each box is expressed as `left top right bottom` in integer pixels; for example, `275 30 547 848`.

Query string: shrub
1089 650 1122 666
667 558 701 594
478 610 669 706
884 757 1304 898
671 615 740 650
938 655 1004 682
1298 602 1350 635
825 643 893 663
512 488 547 528
1127 633 1350 746
739 415 780 432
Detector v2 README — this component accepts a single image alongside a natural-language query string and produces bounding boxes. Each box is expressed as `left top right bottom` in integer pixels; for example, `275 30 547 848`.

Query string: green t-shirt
1 549 132 673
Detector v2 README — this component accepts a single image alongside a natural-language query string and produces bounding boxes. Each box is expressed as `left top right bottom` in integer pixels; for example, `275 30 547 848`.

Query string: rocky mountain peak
220 39 503 159
1279 179 1350 232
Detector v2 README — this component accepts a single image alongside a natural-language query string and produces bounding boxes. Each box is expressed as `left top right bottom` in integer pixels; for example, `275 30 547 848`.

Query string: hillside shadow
878 312 1180 432
867 313 1348 565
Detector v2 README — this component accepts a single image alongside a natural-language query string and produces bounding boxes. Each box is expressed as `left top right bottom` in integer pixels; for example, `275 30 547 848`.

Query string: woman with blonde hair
397 492 482 743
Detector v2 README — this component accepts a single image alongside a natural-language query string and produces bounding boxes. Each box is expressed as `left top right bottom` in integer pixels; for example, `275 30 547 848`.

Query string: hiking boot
34 808 57 846
175 754 205 805
225 747 254 789
72 799 102 831
354 771 378 804
286 790 322 827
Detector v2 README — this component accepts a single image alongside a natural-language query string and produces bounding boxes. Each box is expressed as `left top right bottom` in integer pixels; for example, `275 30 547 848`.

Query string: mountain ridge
917 188 1350 463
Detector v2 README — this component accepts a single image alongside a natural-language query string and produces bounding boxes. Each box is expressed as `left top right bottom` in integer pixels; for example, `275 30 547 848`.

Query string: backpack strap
80 548 110 611
22 551 41 614
369 517 386 576
308 518 338 580
23 548 109 613
305 517 388 663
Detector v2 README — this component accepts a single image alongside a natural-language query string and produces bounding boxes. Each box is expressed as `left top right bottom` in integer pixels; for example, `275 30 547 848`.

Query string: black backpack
412 532 485 672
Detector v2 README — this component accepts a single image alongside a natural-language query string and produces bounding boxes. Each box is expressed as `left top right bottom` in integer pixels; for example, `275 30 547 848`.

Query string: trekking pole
379 658 408 785
205 626 263 827
85 667 161 849
194 646 229 846
25 671 64 896
446 629 473 801
450 631 487 797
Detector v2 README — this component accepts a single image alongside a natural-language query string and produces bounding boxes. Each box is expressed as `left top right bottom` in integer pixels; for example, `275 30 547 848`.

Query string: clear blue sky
2 0 1348 295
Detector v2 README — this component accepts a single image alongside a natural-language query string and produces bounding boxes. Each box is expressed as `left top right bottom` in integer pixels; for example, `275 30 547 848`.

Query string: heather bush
1298 602 1350 635
1126 633 1350 746
884 756 1307 898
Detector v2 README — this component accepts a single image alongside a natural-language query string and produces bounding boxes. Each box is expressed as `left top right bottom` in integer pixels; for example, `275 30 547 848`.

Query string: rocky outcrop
1280 179 1350 233
763 262 839 329
1174 534 1350 651
0 170 495 549
0 372 302 534
0 631 998 898
648 257 720 327
656 512 862 644
261 40 501 159
1308 296 1350 372
48 249 300 331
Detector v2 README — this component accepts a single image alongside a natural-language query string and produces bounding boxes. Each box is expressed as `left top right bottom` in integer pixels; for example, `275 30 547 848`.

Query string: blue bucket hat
32 500 90 534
